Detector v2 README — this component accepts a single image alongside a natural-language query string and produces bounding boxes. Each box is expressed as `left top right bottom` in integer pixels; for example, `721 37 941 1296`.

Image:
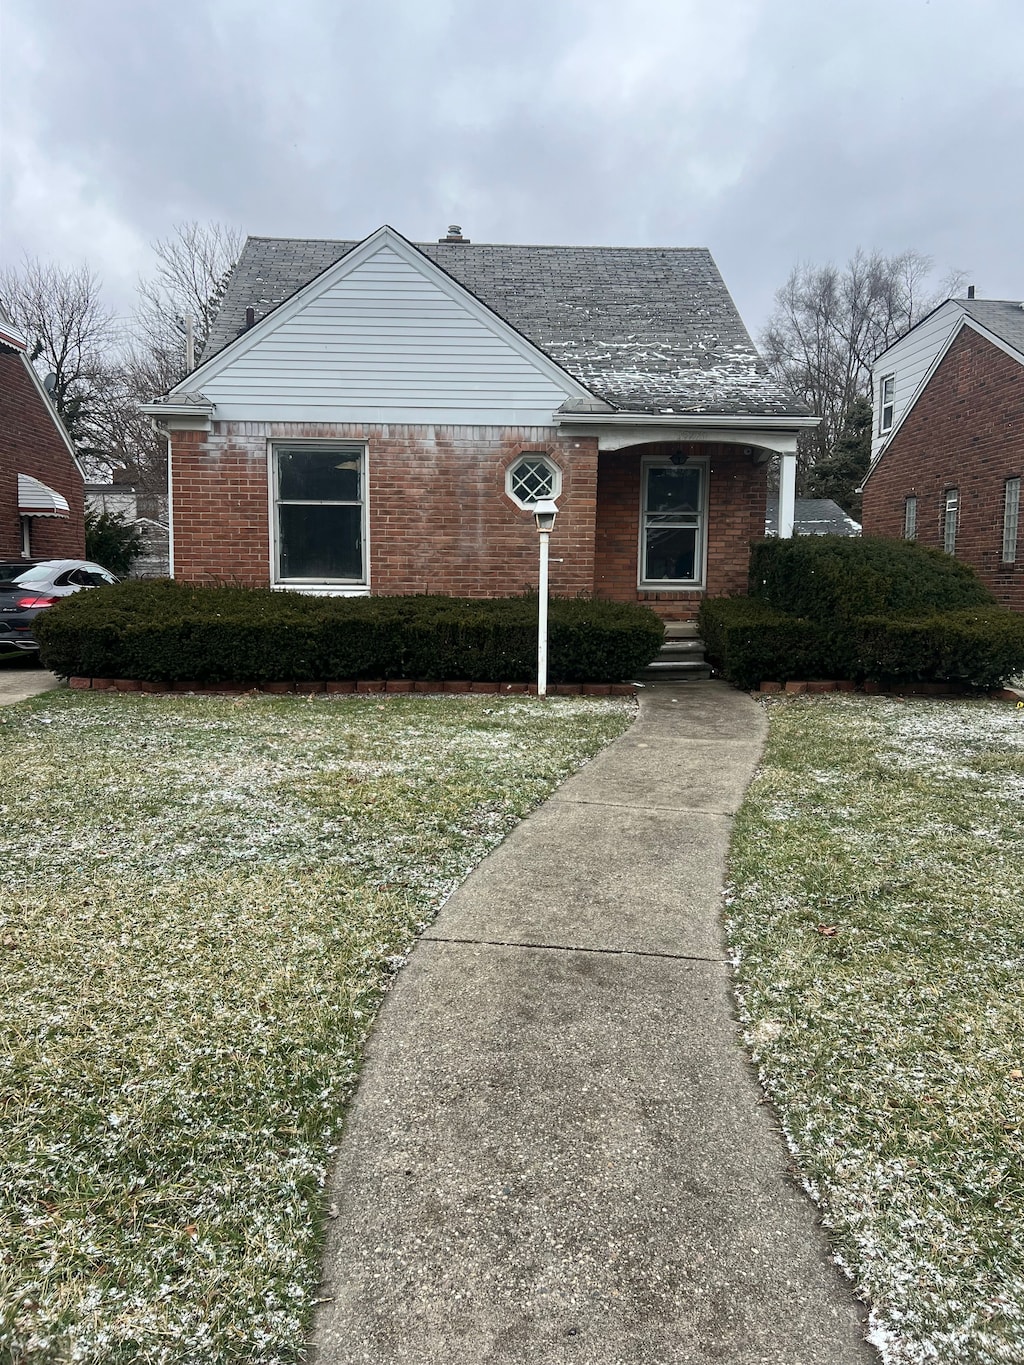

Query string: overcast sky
2 0 1021 339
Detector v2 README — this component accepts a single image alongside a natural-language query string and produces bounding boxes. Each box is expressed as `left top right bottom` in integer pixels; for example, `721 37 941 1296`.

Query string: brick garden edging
68 677 638 697
758 679 1024 702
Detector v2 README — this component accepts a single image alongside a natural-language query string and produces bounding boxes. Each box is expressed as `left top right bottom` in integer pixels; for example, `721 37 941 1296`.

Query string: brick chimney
439 225 470 243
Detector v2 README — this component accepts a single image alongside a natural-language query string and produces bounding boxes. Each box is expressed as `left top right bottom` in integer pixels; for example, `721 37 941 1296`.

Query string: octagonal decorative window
506 453 561 509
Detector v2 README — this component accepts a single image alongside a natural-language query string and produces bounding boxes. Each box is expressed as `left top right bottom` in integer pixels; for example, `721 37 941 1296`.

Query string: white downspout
778 451 797 539
164 427 175 578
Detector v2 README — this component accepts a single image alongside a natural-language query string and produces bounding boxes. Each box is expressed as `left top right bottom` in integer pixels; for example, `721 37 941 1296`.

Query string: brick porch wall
594 442 767 620
861 328 1024 611
0 348 85 560
170 423 599 597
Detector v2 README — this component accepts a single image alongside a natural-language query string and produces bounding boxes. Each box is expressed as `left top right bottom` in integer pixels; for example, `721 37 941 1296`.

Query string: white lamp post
532 499 559 697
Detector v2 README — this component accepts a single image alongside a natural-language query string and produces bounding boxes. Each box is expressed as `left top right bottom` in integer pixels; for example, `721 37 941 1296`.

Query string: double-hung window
639 459 707 587
1004 477 1021 564
943 488 959 556
879 374 895 434
273 445 365 584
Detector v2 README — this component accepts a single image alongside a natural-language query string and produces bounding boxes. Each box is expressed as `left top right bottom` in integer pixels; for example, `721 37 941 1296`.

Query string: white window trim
1003 477 1021 565
505 452 562 510
637 454 709 590
879 374 895 434
268 441 370 593
943 488 959 557
903 495 917 541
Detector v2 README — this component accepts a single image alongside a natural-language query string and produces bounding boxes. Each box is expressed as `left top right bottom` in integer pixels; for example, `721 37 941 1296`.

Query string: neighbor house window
639 458 707 587
273 444 365 583
903 495 917 540
879 374 895 434
943 488 959 556
506 453 561 509
1004 477 1021 563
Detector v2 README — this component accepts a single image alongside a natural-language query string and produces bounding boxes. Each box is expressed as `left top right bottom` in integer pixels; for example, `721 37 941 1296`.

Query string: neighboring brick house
143 225 814 620
0 306 85 561
861 297 1024 611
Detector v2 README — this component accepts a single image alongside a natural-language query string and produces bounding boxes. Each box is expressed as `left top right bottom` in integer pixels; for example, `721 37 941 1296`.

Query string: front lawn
0 690 632 1364
728 695 1024 1364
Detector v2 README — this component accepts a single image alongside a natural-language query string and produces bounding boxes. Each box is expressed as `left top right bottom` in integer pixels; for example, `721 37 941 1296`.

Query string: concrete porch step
642 623 712 682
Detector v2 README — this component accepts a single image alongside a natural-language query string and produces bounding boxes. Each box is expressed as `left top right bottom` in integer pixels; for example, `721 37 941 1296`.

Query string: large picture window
273 445 365 583
640 459 707 587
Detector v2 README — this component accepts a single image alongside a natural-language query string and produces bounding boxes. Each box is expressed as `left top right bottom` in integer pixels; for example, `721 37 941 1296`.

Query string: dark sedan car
0 559 118 657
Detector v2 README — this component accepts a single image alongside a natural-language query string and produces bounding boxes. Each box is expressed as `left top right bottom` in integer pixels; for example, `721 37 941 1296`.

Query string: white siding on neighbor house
870 301 962 463
196 243 577 425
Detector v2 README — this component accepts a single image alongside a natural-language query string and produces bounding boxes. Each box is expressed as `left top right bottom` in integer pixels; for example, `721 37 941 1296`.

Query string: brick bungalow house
143 225 814 619
0 306 85 561
861 295 1023 611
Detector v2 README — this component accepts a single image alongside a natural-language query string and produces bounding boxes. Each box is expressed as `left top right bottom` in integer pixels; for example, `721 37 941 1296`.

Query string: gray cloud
2 0 1021 335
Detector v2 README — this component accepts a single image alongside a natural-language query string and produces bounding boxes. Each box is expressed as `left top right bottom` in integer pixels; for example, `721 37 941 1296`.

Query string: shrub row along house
863 294 1024 612
143 225 814 619
0 304 85 561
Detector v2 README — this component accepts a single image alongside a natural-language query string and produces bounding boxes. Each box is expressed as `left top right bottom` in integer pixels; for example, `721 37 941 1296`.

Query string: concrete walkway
0 663 60 705
312 682 875 1364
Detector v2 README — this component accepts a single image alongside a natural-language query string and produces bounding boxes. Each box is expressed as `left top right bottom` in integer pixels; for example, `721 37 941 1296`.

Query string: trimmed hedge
700 594 1024 689
34 580 665 685
699 537 1024 687
697 597 827 691
749 536 995 619
856 607 1024 690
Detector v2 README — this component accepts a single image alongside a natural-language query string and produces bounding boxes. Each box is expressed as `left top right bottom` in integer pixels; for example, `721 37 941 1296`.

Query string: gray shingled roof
201 232 809 419
955 298 1024 358
765 497 862 537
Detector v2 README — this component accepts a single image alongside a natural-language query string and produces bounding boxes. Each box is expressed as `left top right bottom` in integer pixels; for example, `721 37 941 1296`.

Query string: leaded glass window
506 454 561 508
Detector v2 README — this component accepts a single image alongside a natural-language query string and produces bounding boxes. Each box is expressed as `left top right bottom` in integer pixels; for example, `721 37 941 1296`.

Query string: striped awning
18 473 70 518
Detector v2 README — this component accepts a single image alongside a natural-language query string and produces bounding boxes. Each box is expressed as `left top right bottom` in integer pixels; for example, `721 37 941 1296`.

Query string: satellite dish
43 373 57 394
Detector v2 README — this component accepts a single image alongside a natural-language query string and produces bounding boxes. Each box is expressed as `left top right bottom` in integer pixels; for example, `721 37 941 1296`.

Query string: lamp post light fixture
531 499 559 697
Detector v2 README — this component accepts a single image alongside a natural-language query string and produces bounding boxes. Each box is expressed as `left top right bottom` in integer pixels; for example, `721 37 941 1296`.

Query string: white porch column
778 451 797 539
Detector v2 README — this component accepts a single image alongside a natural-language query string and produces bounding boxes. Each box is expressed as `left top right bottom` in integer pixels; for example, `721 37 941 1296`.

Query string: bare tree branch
0 257 120 455
132 220 243 387
760 248 959 489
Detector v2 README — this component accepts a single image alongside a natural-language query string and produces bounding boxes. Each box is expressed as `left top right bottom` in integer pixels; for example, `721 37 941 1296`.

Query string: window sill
272 583 370 597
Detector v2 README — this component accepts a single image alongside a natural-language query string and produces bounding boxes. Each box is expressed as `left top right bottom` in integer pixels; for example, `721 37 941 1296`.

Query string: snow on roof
202 234 810 419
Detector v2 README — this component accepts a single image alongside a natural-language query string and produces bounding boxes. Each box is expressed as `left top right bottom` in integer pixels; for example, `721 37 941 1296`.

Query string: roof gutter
140 397 215 432
554 411 820 429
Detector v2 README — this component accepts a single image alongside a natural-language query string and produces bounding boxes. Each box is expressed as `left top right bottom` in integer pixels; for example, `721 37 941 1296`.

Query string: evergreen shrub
855 608 1024 690
749 535 994 619
33 580 664 685
698 598 827 690
699 537 1024 688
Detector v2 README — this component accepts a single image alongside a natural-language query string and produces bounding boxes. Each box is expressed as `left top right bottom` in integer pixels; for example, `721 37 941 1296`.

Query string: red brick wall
169 423 599 597
594 442 767 620
861 328 1024 611
0 348 85 559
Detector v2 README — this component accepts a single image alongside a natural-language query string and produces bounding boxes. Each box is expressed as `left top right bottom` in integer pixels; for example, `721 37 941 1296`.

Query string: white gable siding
870 302 962 463
197 243 576 424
